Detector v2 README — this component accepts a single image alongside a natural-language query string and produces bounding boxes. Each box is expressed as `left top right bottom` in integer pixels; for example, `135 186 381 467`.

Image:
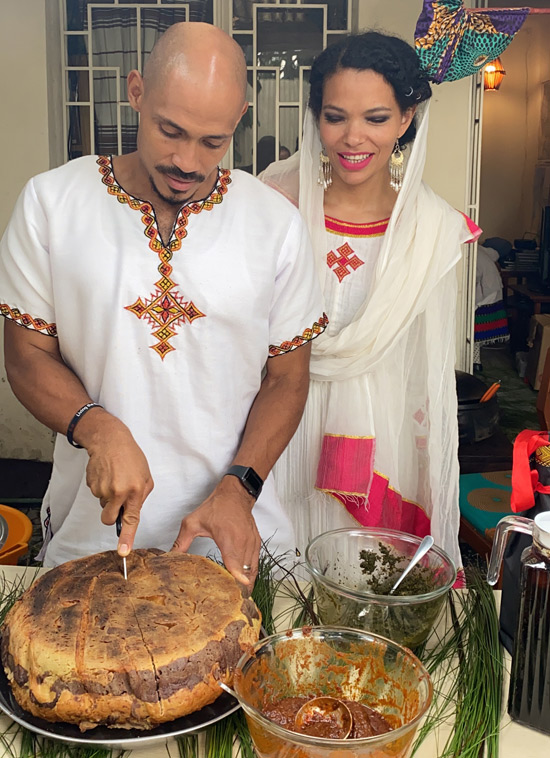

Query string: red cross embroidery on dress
326 242 364 283
98 157 231 360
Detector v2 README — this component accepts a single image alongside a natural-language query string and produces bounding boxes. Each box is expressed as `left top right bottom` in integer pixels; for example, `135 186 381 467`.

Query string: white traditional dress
262 105 480 573
0 156 326 566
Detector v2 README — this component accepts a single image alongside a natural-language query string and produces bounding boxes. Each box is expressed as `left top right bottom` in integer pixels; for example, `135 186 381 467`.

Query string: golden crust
1 550 261 730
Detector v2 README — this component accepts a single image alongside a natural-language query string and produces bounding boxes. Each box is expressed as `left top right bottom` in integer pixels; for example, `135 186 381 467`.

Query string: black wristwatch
225 465 263 499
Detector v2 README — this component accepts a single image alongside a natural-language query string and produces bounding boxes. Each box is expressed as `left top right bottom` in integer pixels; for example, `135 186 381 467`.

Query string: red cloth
511 430 550 512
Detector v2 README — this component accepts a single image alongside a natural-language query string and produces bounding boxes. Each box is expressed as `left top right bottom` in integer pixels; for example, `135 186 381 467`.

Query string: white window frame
50 0 354 169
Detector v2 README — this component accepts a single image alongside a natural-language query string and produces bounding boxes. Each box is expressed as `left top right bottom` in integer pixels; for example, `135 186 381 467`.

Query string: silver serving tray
0 663 239 750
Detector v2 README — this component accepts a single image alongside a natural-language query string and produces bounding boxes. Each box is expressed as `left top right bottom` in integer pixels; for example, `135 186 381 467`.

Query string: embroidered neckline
325 215 389 238
96 156 231 360
97 156 231 253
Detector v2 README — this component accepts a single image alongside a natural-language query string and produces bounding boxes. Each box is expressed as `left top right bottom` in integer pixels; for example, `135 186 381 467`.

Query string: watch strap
226 465 263 499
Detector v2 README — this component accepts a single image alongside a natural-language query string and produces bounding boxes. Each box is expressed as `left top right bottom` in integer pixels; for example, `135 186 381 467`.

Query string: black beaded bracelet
66 402 103 448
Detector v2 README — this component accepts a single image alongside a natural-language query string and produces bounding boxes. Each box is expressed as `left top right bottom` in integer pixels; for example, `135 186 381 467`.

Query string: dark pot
456 370 500 444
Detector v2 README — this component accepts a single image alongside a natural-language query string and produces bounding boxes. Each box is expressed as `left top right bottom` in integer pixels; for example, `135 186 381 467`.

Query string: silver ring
243 564 252 571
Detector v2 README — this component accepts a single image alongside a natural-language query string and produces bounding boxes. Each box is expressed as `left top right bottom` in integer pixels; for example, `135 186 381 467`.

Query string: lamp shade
484 57 506 91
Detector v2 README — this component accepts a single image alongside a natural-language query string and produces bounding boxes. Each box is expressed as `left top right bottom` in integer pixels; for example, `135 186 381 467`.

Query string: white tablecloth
0 566 548 756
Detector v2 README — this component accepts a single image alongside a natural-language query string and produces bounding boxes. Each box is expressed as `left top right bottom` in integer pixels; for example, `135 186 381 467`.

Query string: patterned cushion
459 471 513 536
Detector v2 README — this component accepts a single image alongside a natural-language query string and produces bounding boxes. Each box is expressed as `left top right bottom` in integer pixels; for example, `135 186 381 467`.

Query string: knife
115 507 128 581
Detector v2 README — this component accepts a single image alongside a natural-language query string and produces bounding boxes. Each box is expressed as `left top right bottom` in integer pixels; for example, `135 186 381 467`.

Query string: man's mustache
156 165 206 184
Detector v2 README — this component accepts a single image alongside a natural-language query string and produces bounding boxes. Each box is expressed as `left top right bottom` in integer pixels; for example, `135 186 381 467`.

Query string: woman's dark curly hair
309 31 432 146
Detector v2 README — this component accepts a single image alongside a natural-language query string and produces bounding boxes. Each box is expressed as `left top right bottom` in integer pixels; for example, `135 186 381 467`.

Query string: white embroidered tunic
0 156 326 566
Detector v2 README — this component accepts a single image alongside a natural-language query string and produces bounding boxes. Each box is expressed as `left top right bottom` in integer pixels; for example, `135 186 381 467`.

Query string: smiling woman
308 32 432 214
261 31 481 574
317 68 415 209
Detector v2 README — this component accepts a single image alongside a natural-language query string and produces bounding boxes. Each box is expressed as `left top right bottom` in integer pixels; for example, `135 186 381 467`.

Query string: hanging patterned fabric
415 1 530 83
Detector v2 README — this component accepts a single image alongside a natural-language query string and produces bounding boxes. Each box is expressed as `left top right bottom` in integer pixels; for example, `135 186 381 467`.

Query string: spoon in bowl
220 684 353 739
389 535 434 595
294 696 353 739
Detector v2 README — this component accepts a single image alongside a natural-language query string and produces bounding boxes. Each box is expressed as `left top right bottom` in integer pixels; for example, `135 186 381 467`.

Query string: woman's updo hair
308 31 432 146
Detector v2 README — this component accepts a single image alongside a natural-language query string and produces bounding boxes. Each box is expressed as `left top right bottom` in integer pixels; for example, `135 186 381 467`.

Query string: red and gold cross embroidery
97 157 231 360
326 242 365 283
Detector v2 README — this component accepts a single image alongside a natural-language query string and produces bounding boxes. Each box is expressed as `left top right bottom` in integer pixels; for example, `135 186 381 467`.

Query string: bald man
0 23 326 584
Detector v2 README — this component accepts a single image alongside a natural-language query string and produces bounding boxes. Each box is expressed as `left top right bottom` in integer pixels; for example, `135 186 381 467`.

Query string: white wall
0 0 55 459
356 1 472 209
480 6 550 240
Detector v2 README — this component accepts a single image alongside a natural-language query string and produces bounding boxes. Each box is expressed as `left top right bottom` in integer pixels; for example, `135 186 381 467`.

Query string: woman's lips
337 152 374 171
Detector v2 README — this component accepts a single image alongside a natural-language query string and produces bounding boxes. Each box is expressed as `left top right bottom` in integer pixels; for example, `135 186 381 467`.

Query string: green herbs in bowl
305 528 456 648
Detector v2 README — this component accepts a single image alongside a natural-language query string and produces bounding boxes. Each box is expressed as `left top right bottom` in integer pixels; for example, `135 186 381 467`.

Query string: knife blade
115 507 128 581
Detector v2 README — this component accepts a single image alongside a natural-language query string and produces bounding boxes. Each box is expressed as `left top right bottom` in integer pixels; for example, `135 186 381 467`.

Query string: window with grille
60 0 353 170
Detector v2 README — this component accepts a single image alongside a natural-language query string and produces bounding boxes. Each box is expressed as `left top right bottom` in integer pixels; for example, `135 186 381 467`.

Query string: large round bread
1 549 261 731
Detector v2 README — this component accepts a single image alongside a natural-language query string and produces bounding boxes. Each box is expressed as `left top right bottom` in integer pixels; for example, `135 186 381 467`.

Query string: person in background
262 31 480 573
279 145 291 161
0 23 326 584
256 136 292 174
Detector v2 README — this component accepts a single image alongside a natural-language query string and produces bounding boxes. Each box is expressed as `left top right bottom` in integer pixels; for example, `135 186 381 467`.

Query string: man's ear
127 70 145 113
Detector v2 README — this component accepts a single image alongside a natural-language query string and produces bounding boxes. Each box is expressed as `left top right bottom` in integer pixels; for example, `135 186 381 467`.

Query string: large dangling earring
389 140 404 193
318 148 332 191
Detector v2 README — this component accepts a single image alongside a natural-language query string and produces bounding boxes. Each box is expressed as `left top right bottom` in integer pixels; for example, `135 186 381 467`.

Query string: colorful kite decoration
415 2 536 83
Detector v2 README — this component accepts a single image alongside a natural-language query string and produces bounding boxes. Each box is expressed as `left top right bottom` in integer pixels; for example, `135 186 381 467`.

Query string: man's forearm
4 321 117 446
5 335 92 434
172 345 311 585
4 321 153 552
230 346 311 479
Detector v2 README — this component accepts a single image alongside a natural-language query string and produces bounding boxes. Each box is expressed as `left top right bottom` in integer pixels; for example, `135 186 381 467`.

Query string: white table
0 566 549 756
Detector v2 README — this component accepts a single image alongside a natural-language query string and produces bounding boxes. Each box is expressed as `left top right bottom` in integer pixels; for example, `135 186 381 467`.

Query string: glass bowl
305 528 456 648
233 626 432 758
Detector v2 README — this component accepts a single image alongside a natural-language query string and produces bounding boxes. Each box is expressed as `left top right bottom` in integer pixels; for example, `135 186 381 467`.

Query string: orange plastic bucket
0 504 33 565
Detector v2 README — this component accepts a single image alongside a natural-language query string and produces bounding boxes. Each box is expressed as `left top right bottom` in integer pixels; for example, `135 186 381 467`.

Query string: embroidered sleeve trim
1 304 57 337
268 313 329 357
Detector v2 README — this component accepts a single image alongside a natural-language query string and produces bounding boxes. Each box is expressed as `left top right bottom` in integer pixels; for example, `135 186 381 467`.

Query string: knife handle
116 507 124 538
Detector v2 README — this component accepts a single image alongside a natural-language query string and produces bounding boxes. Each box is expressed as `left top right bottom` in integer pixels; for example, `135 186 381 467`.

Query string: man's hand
172 476 261 587
78 411 154 557
171 345 312 586
4 321 154 557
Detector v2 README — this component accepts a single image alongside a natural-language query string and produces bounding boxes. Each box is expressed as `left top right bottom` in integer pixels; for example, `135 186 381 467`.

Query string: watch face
226 465 263 498
243 467 263 497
